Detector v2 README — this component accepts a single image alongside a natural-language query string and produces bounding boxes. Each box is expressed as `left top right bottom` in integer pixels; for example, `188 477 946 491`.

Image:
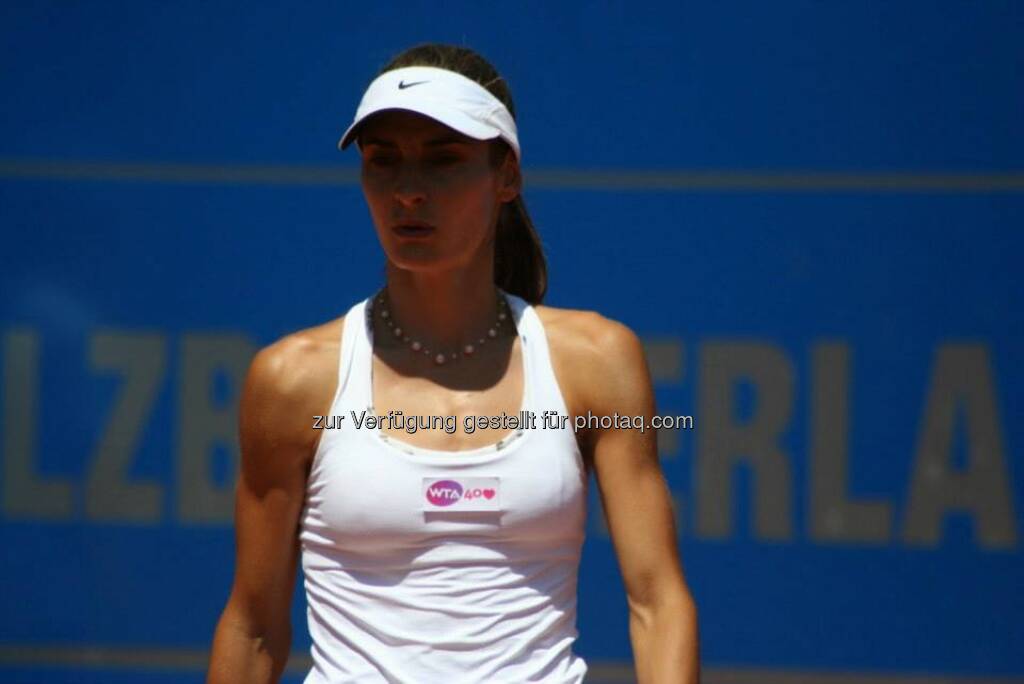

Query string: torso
293 296 601 684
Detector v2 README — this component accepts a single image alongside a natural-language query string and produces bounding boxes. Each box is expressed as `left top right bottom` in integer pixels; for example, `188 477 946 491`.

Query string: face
357 110 520 274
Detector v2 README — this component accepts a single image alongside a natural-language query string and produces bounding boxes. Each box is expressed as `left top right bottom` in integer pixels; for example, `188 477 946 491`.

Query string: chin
388 251 438 271
378 231 489 274
383 243 461 272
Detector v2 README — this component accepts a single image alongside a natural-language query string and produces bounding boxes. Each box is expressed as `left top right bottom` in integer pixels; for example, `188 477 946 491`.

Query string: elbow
629 585 697 630
208 598 293 684
672 587 698 633
222 592 293 642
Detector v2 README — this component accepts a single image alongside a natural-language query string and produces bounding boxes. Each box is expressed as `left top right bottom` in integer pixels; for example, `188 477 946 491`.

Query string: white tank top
299 289 590 683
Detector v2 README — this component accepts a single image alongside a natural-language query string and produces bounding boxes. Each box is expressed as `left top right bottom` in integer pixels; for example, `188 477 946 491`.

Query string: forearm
207 610 291 684
628 595 699 684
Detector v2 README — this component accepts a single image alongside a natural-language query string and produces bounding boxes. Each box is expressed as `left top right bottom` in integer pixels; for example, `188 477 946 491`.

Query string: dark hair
377 44 547 304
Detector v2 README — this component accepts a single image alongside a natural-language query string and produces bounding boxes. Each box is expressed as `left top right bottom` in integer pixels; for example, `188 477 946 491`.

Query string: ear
496 151 521 204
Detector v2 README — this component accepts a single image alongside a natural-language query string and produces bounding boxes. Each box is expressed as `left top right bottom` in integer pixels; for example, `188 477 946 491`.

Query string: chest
370 339 528 451
306 426 588 554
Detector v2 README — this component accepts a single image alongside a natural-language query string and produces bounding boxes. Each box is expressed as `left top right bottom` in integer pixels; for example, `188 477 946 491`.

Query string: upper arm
226 337 327 634
581 318 692 615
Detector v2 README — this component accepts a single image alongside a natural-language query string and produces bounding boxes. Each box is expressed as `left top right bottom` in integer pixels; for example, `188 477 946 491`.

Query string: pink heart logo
483 488 495 500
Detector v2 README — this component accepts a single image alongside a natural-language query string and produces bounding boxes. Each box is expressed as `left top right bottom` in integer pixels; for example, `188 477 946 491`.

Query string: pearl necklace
367 287 510 365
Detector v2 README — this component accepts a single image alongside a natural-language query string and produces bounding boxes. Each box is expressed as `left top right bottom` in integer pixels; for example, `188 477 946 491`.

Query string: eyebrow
424 135 471 146
360 135 471 148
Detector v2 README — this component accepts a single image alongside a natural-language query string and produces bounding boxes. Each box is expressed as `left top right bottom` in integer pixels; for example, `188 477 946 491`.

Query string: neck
378 265 505 351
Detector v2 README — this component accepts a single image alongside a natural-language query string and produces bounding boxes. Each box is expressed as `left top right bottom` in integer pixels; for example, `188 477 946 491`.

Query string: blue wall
1 2 1022 682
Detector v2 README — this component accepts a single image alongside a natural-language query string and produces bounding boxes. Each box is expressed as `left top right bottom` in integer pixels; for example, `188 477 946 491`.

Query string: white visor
337 66 521 161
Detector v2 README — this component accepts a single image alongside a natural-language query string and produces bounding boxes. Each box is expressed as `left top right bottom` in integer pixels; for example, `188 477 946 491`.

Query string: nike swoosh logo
398 80 429 90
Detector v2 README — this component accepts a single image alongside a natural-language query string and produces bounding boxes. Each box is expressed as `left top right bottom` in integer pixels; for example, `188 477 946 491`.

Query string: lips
392 220 436 239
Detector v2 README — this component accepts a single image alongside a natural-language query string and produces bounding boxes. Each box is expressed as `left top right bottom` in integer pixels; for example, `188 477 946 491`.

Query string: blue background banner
1 2 1022 682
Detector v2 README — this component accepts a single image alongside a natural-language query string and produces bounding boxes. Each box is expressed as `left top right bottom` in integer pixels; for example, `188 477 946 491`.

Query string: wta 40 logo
425 480 496 507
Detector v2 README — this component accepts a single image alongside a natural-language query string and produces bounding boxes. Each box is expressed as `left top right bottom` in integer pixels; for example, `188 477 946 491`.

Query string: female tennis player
207 43 698 683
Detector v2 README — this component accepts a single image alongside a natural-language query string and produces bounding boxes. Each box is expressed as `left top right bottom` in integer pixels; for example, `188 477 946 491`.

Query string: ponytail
494 195 547 304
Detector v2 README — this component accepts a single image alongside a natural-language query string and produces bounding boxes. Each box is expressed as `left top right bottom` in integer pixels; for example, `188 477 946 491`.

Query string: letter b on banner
178 334 255 524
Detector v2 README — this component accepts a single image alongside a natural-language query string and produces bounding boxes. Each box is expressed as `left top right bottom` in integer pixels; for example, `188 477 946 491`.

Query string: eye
363 151 398 167
368 156 395 167
428 152 464 166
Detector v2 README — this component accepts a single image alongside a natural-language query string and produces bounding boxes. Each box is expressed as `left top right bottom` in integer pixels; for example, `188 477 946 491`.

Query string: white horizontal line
0 645 1020 683
2 158 1023 192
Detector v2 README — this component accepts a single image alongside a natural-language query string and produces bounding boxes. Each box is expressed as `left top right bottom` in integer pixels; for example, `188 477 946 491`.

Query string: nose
393 163 427 207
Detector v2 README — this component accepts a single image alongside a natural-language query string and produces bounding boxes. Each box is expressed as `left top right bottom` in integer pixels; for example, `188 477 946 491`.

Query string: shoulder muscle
240 319 342 477
534 306 655 446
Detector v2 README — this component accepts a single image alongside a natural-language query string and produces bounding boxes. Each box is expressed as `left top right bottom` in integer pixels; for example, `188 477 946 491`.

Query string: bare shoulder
249 317 344 396
534 303 646 368
532 303 651 417
242 316 346 455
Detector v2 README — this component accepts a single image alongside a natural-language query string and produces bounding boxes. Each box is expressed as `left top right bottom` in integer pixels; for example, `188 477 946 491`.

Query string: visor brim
337 103 503 152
